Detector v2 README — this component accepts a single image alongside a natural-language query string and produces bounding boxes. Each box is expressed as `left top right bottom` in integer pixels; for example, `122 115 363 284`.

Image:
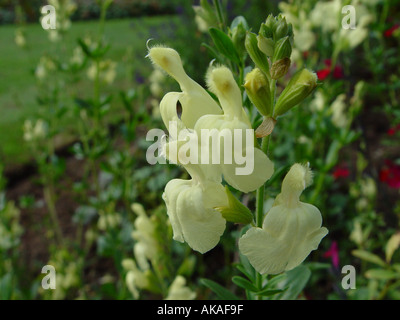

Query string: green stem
310 169 326 204
253 77 276 298
213 0 225 30
44 185 64 246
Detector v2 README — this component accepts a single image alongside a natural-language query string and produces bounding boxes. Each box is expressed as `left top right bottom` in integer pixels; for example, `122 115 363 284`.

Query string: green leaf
272 265 311 300
200 278 240 300
305 262 331 271
215 186 253 224
264 273 287 289
232 276 259 292
245 32 270 75
325 140 341 170
365 269 400 280
352 250 386 267
234 263 255 282
201 42 222 61
238 250 256 282
230 16 249 31
255 288 286 297
209 27 241 65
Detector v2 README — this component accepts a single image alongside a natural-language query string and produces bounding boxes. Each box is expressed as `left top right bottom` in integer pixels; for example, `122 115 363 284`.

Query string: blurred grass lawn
0 16 179 169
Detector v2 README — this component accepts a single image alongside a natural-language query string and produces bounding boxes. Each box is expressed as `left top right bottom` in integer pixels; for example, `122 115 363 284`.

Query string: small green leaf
201 42 221 61
209 27 241 65
200 278 240 300
264 273 287 289
325 140 341 170
234 263 255 282
392 264 400 273
272 265 311 300
365 269 400 280
230 16 249 31
255 288 286 297
232 276 258 292
352 250 386 267
245 32 269 75
385 233 400 263
215 186 253 224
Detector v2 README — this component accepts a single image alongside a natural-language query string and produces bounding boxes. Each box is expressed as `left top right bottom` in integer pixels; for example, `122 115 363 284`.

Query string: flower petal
176 184 226 254
222 147 274 193
239 203 327 274
163 179 191 243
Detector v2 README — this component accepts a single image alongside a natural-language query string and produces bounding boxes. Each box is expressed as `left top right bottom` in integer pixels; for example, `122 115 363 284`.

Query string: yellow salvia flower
194 66 274 193
162 163 228 254
147 46 222 129
239 163 328 274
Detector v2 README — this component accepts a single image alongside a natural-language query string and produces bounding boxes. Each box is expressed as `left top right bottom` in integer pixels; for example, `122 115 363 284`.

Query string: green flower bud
231 21 247 54
275 15 289 39
274 68 318 118
245 32 269 75
270 57 291 80
257 34 274 57
264 14 276 34
272 36 292 62
244 68 272 116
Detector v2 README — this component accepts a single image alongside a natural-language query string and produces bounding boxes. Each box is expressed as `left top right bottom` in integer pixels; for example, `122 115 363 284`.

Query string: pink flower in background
324 241 340 269
380 160 400 189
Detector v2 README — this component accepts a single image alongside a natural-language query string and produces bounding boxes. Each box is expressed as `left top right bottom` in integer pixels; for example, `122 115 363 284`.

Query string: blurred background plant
0 0 399 300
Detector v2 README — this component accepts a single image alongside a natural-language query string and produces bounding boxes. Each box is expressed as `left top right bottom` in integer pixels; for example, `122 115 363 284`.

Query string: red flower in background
387 123 400 136
323 241 340 269
316 59 344 81
332 166 350 179
317 68 331 80
380 160 400 189
384 24 399 37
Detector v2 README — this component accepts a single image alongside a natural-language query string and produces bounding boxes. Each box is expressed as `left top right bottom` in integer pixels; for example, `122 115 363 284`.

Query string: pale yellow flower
15 29 26 48
23 119 47 142
122 258 150 299
239 163 328 274
87 60 117 84
330 94 348 128
147 46 222 129
194 66 274 193
165 275 196 300
162 164 228 254
131 203 158 268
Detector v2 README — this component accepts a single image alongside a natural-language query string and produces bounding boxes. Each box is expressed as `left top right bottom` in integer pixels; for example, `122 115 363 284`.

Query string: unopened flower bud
245 32 269 75
232 21 247 54
261 14 275 38
272 36 292 62
275 15 289 39
274 68 318 118
244 68 272 116
257 34 274 57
